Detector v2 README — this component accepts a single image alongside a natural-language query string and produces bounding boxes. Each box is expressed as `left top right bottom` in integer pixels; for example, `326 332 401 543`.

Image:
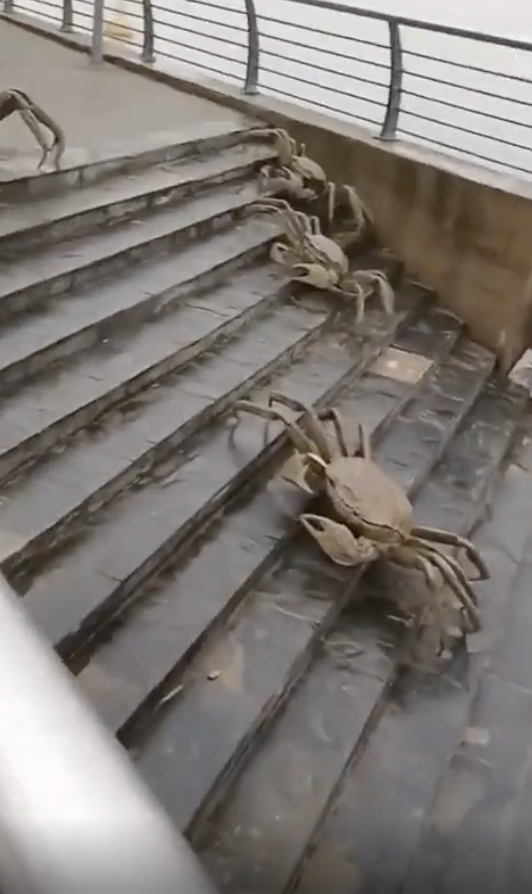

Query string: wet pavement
0 17 247 173
0 64 531 893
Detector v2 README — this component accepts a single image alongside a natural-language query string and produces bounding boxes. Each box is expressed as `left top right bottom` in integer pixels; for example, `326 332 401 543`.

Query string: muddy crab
259 163 318 203
257 127 327 185
233 392 488 635
256 198 394 322
257 197 349 276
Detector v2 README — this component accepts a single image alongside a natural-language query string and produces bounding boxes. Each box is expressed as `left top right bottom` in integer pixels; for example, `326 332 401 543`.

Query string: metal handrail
5 0 532 179
0 570 219 894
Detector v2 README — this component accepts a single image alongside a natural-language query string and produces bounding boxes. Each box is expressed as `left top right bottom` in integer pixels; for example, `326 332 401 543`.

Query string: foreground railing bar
401 107 532 153
262 35 390 70
405 88 532 130
399 126 532 175
263 47 389 84
279 0 532 53
403 66 532 109
260 14 388 50
0 572 219 894
404 49 532 86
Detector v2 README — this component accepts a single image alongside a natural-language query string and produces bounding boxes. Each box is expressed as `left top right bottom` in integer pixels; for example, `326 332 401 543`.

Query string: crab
324 181 373 234
232 392 488 635
255 127 327 185
259 163 318 203
256 198 349 277
0 88 65 171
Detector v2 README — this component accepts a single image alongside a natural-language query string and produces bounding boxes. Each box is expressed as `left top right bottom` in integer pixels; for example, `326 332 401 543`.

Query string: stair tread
190 371 527 893
0 258 286 475
128 327 494 838
0 218 272 379
0 180 262 299
0 119 256 186
73 306 463 733
0 143 270 244
21 293 422 657
0 293 327 563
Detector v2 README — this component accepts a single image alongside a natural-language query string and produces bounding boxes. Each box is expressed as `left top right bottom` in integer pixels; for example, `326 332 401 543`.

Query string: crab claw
292 263 338 290
300 514 378 566
278 453 315 493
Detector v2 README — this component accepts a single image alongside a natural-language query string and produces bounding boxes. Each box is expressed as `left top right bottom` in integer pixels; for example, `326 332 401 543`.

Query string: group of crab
252 127 394 324
232 392 488 651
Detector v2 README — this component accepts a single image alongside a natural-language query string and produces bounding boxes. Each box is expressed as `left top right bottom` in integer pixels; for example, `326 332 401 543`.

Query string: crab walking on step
232 392 489 641
0 88 65 171
255 198 394 323
255 126 372 242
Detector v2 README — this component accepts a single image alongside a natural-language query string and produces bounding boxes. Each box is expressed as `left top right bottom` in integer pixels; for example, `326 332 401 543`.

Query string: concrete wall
3 11 532 370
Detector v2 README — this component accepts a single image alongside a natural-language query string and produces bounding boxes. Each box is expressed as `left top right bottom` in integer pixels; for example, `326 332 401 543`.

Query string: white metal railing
0 572 219 894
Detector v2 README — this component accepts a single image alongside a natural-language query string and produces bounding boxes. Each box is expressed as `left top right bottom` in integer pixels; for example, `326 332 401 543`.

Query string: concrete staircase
1 119 532 893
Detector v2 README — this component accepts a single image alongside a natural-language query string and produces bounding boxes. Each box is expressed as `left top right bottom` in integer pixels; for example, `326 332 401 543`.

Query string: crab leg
319 408 350 458
418 545 479 606
232 399 316 454
267 393 333 461
389 548 448 635
300 514 379 566
416 546 480 632
409 527 489 581
357 424 372 461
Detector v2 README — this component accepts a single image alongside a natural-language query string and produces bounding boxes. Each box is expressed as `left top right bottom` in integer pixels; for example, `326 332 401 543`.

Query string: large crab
259 163 318 204
257 127 327 185
256 198 394 322
257 198 349 277
232 392 488 635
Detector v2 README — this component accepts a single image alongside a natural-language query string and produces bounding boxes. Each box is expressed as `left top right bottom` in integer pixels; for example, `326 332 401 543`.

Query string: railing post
243 0 260 95
141 0 155 63
61 0 74 33
90 0 105 64
379 20 403 141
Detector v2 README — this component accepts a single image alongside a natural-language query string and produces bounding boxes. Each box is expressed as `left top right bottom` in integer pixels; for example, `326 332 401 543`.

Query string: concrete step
0 119 260 203
0 288 331 575
70 305 463 745
0 142 272 257
0 255 287 486
288 398 532 894
0 218 273 394
0 178 264 320
123 327 499 845
19 280 423 658
1 127 529 894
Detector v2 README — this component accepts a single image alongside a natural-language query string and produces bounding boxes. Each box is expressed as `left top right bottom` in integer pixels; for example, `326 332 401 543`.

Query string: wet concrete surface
1 116 532 894
0 18 247 169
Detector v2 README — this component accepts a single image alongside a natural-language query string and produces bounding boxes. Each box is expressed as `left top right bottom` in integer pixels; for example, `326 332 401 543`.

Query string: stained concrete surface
0 18 247 161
